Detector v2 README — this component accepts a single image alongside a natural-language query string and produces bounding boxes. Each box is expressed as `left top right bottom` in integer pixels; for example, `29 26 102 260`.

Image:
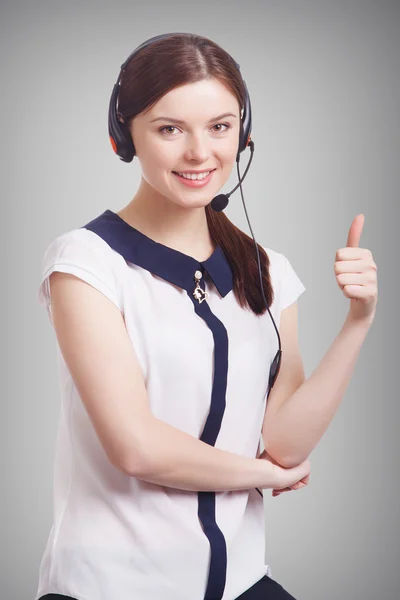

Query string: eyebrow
149 112 237 124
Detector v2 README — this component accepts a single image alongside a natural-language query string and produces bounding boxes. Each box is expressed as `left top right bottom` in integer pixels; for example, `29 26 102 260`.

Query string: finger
273 481 308 495
335 259 370 274
292 479 308 488
346 214 364 248
343 284 374 300
336 248 371 261
336 273 368 287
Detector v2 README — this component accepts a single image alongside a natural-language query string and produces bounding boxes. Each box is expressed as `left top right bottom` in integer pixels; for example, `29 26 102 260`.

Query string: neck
117 176 216 261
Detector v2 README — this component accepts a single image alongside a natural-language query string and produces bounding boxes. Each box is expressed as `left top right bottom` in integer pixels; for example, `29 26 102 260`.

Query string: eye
159 123 232 135
212 123 231 132
159 125 179 135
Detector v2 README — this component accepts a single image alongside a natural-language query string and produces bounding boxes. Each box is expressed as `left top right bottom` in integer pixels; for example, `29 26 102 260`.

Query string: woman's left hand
335 214 378 323
257 449 311 497
272 473 310 497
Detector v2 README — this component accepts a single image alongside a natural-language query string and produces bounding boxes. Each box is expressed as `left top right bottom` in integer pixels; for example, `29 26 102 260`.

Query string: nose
184 132 211 163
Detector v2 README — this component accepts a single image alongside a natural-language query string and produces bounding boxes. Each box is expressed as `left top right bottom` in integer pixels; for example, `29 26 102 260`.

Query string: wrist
345 310 375 330
257 456 280 490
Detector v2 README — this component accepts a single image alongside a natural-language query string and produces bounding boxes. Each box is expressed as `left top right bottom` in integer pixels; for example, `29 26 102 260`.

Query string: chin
167 191 214 209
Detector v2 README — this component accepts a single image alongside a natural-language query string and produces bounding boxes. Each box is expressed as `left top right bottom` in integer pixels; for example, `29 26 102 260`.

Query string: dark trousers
38 575 297 600
38 596 77 599
236 574 297 599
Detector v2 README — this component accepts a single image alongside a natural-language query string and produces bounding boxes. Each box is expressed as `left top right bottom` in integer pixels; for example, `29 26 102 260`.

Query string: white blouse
35 208 306 600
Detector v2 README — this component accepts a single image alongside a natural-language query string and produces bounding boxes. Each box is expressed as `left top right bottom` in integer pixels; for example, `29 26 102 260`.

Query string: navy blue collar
81 209 234 298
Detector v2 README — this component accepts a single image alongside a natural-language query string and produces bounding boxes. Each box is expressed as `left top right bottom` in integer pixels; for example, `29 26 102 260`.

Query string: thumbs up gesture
334 214 378 323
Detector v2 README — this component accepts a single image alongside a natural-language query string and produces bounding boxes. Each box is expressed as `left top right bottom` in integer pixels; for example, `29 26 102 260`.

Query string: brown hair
116 33 273 315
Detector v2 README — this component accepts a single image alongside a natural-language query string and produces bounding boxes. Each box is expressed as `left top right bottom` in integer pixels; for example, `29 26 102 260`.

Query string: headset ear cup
236 120 245 162
238 78 252 155
108 83 135 162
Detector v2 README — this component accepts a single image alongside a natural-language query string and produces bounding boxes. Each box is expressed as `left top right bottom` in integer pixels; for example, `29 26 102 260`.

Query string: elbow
263 438 308 469
267 450 297 469
119 438 156 478
114 422 155 478
278 454 309 468
118 452 149 478
274 447 311 468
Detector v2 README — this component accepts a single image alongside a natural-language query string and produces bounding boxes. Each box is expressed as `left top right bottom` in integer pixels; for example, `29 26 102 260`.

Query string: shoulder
41 227 125 273
261 245 286 280
261 245 306 312
38 227 126 321
43 226 116 256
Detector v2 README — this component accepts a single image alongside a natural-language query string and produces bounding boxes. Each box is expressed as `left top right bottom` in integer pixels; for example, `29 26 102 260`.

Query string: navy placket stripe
192 298 229 600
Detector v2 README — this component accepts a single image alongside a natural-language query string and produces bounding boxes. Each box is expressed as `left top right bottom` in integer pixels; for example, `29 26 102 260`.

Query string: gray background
1 0 398 598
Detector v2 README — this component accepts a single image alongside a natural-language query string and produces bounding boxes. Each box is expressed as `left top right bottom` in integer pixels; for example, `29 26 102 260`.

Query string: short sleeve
38 227 123 325
279 253 306 311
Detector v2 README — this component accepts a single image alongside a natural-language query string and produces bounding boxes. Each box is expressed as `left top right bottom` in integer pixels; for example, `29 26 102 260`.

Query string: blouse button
193 269 209 303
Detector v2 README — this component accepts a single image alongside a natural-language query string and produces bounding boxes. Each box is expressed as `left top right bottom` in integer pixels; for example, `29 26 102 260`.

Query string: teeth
177 171 211 180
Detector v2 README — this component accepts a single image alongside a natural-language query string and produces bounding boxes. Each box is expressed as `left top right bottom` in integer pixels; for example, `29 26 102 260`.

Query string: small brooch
193 270 209 303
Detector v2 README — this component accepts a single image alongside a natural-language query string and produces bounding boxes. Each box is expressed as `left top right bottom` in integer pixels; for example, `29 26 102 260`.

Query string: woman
36 33 377 600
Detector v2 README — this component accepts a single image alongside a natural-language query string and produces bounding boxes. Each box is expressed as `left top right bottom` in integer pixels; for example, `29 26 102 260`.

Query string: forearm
265 313 374 467
131 417 275 492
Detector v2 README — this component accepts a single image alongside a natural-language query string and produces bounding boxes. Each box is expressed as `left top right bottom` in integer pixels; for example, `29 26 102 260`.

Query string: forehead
145 79 240 120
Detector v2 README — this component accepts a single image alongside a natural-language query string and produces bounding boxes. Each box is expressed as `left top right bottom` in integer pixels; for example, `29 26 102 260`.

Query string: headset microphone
210 140 255 212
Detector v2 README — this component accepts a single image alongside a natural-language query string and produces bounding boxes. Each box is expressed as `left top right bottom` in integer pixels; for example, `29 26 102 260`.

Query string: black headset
108 33 282 498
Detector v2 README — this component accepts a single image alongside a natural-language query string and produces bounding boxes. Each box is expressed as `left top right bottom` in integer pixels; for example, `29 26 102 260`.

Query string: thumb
346 214 365 248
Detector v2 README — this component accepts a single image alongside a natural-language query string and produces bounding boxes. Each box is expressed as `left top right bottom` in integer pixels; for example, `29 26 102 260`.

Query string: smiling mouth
171 169 217 186
172 169 217 176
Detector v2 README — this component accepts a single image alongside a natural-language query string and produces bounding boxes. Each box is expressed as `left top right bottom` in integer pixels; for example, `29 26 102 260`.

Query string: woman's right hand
258 449 310 494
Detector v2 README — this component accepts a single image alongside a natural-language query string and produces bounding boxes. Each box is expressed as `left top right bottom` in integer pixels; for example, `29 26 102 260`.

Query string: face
128 78 241 208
